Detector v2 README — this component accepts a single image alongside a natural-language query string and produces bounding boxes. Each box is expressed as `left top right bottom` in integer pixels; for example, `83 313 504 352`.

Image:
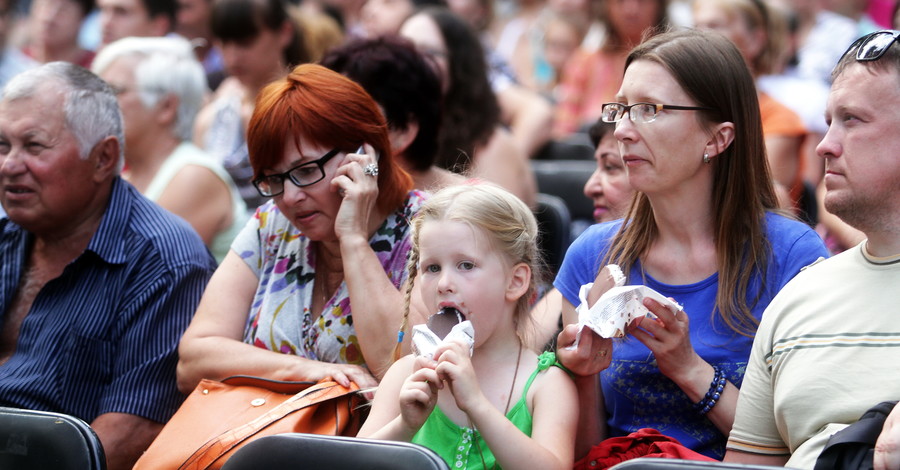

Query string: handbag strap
179 380 358 470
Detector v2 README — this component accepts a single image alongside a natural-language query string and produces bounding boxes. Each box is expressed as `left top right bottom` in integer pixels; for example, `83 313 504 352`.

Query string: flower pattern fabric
232 191 427 365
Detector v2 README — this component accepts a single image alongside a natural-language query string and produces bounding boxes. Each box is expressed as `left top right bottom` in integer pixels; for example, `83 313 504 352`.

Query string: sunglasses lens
856 31 900 61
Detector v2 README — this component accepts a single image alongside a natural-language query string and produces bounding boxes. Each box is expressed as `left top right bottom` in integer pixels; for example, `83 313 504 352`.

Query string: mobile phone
356 144 380 161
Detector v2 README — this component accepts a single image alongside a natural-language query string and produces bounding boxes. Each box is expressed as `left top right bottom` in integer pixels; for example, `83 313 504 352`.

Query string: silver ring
363 163 379 177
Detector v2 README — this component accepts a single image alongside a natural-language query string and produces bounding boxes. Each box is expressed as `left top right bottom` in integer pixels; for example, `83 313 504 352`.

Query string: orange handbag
133 376 364 470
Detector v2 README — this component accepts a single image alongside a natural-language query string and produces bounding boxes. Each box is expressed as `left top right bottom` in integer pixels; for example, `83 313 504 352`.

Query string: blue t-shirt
554 212 828 459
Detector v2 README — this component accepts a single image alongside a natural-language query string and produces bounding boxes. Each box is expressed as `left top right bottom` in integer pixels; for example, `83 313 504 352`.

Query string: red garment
574 428 717 470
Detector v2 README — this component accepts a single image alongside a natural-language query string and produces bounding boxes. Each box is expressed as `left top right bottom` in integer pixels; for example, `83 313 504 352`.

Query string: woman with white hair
93 36 247 262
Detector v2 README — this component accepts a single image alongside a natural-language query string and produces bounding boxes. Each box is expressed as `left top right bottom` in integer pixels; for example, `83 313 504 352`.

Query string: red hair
248 63 413 214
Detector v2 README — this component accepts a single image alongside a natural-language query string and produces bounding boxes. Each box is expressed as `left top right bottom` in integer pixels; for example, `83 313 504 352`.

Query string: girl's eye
458 261 475 271
424 264 440 273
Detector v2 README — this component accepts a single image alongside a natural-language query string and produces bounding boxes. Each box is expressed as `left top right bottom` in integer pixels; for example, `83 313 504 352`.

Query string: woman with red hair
177 64 427 392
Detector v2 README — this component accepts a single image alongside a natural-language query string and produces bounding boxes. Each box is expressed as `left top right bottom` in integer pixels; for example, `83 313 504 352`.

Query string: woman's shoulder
764 211 828 259
396 190 429 220
572 220 623 247
764 212 821 241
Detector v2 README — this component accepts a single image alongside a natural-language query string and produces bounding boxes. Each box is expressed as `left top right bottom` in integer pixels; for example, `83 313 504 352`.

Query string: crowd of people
1 0 899 469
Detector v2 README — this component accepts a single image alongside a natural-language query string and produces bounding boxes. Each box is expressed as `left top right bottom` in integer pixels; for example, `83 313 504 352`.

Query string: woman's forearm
176 336 322 393
340 236 411 379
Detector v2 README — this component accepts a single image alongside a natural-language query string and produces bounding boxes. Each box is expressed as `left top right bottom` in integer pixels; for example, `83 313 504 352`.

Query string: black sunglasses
843 30 900 62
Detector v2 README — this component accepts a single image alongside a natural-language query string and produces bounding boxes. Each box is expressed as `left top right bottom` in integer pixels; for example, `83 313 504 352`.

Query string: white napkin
571 265 682 346
411 320 475 360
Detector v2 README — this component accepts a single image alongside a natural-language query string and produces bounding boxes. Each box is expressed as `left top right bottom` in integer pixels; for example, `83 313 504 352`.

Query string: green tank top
410 351 561 469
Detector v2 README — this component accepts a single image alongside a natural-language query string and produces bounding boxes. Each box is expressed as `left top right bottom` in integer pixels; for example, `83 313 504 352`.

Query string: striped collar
84 177 131 265
861 241 900 266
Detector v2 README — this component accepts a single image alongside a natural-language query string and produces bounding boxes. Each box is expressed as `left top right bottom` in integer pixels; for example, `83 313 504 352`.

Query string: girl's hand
398 356 441 433
555 324 613 377
331 144 380 242
628 298 702 382
433 340 486 414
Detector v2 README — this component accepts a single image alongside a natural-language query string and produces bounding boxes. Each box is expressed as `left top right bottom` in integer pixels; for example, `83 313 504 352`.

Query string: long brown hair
605 29 778 337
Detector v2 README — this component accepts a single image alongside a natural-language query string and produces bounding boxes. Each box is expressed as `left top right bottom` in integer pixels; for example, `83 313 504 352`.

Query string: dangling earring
703 152 711 164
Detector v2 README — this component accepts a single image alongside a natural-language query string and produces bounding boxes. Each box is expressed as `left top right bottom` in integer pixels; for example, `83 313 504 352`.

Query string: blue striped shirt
0 178 216 423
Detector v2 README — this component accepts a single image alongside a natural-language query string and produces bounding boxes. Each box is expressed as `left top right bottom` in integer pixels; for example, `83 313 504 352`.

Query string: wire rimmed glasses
600 102 714 124
842 29 900 62
252 148 340 197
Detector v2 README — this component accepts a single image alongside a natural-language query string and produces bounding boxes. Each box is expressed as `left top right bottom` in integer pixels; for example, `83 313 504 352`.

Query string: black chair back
609 458 795 469
222 433 449 470
534 193 573 277
0 407 106 470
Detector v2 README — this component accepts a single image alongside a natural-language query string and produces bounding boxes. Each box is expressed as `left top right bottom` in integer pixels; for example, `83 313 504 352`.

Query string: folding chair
0 406 106 470
610 458 795 470
534 193 573 277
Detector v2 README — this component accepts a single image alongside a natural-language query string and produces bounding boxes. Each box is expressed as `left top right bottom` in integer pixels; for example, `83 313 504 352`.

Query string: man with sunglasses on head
724 30 900 469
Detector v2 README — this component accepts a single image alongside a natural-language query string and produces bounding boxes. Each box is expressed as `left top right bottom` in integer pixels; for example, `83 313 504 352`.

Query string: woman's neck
641 191 719 284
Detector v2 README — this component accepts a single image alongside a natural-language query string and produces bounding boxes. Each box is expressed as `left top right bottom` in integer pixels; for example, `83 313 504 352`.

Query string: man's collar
84 177 131 265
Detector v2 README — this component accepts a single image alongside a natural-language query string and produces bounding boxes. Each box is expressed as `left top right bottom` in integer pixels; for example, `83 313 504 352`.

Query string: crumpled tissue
571 265 682 346
412 321 475 360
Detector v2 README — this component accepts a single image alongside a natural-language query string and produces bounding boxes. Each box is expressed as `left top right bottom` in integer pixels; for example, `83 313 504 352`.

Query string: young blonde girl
357 183 577 469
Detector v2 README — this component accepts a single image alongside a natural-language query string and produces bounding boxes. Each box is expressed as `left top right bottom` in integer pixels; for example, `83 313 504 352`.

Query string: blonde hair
394 183 544 359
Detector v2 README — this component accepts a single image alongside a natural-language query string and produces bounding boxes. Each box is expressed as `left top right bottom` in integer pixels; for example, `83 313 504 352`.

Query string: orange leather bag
133 376 363 470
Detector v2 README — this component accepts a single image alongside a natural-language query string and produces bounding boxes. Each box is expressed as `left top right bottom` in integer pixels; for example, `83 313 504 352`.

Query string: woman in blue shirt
554 29 829 462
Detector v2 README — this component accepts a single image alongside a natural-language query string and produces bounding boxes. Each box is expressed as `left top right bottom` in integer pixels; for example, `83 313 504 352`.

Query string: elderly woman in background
177 64 428 392
92 36 247 263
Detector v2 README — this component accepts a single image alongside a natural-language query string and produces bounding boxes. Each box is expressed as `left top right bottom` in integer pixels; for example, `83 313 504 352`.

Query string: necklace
469 341 523 470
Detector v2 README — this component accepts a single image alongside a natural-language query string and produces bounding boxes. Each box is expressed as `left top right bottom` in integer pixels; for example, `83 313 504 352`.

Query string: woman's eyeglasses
843 30 900 62
600 102 714 124
252 148 340 197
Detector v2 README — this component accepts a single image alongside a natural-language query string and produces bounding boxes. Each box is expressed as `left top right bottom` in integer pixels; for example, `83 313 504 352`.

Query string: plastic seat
534 193 573 277
0 407 106 470
221 433 449 470
531 159 595 230
609 458 795 469
534 137 596 161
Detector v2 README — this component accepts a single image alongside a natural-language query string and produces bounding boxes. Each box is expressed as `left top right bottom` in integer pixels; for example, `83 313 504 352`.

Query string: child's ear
506 262 531 302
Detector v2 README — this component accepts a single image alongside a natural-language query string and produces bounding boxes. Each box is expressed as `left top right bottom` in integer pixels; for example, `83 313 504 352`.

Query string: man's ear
92 136 121 182
506 262 532 302
705 121 735 159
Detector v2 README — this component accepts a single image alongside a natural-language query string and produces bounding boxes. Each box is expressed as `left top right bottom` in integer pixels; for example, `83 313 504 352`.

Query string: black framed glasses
252 148 340 197
600 102 714 124
843 30 900 62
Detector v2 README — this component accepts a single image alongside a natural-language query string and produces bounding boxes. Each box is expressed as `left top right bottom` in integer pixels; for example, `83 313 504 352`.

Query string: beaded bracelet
693 366 727 415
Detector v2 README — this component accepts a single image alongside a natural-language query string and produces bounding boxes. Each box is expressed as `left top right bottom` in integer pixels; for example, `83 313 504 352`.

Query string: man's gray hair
2 62 125 172
92 36 208 142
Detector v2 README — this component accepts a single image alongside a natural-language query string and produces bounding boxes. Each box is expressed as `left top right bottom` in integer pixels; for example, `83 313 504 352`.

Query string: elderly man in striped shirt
0 62 215 470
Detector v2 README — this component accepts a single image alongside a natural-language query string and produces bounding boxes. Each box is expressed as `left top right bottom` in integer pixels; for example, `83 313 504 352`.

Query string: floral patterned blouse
232 191 427 365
